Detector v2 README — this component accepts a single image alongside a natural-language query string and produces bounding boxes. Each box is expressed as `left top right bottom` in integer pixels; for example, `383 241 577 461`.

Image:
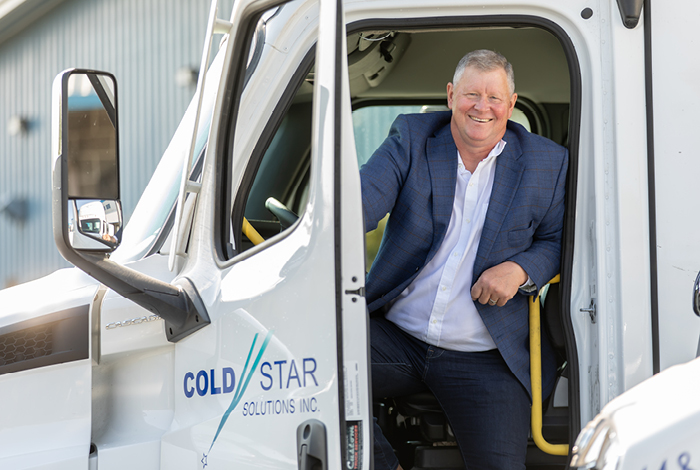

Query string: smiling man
360 50 569 469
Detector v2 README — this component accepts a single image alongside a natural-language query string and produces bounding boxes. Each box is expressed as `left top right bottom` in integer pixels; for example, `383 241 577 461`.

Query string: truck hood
598 357 700 467
0 268 100 329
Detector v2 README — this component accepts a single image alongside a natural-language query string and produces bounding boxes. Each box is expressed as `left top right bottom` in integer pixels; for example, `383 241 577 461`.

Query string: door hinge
580 299 597 324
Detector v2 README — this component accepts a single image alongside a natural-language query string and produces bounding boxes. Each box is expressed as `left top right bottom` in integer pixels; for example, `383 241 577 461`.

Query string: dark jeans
371 317 531 470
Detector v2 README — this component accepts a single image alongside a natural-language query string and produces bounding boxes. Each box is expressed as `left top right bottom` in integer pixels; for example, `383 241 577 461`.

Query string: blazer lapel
474 128 524 276
426 125 457 261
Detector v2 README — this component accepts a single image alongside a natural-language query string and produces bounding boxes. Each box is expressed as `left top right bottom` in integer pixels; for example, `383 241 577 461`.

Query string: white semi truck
70 201 120 248
1 0 699 469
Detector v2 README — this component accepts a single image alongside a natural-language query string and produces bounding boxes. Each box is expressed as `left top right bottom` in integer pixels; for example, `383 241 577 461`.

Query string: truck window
224 23 571 267
240 100 313 249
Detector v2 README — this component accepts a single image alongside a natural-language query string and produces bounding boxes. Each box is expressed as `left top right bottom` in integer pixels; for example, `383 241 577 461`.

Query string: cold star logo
184 368 235 397
200 331 273 468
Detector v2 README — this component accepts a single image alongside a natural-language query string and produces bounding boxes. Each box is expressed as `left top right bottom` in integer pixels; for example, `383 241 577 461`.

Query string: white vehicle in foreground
570 356 700 470
1 0 699 468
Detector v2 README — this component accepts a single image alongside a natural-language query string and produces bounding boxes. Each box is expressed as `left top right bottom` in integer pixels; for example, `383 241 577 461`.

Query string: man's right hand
470 261 528 307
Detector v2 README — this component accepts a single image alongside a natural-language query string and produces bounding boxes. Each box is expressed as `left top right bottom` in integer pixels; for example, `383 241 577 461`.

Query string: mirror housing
52 69 209 342
53 70 122 253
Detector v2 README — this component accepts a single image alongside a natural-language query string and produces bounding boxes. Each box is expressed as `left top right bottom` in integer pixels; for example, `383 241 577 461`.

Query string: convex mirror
53 70 122 252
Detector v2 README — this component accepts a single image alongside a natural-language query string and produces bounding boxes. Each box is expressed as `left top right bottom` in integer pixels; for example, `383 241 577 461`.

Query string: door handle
297 419 327 470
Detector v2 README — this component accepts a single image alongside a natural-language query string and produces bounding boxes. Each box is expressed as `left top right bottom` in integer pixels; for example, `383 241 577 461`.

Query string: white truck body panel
0 268 98 469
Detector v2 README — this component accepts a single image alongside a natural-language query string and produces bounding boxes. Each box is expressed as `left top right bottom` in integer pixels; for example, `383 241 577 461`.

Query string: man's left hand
471 261 528 307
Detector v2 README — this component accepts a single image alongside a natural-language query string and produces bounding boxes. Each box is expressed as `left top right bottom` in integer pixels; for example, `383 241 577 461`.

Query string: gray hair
452 50 515 96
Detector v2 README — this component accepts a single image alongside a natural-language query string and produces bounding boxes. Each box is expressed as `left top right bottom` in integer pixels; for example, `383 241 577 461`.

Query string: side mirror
53 69 122 252
51 69 209 342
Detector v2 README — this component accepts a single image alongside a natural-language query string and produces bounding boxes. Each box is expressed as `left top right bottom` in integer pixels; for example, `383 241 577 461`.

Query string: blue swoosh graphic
203 330 274 465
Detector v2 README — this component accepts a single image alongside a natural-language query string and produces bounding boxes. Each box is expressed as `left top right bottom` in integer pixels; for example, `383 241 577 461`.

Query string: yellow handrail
242 217 265 245
529 274 569 456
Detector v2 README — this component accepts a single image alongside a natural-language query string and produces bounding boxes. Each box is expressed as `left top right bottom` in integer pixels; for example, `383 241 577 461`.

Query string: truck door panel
161 0 370 468
650 0 700 371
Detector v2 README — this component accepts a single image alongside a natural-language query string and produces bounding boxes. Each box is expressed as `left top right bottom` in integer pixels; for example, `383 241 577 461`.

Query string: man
360 50 568 469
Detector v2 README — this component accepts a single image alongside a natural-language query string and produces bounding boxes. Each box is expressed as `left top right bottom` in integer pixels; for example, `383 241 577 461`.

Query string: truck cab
1 0 699 468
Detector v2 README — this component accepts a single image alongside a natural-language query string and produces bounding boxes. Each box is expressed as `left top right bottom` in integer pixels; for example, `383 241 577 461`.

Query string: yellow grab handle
242 217 265 245
529 274 569 456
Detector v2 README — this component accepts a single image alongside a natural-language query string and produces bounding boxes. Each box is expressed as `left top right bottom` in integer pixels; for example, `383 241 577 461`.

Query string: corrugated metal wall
0 0 233 288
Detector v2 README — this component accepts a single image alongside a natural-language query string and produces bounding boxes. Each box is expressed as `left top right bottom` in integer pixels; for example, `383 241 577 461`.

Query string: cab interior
234 19 575 470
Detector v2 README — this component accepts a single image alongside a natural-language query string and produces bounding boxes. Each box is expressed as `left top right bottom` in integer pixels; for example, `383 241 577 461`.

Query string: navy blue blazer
360 111 568 398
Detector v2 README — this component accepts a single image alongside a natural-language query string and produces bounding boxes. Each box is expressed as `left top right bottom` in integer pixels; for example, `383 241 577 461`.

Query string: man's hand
471 261 528 307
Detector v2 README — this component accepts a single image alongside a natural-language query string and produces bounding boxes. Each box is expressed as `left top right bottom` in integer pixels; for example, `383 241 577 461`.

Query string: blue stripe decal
202 330 274 466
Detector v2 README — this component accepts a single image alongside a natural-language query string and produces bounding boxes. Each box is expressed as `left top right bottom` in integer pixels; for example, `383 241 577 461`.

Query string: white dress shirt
386 140 507 352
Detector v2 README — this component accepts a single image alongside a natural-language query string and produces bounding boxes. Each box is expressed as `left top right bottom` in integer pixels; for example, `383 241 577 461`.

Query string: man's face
447 66 517 152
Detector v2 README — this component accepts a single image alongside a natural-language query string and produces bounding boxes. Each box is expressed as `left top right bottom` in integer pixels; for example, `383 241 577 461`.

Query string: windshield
111 8 273 264
111 50 224 263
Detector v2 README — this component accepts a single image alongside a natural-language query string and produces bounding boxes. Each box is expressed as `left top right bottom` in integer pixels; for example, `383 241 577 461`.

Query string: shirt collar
456 139 508 172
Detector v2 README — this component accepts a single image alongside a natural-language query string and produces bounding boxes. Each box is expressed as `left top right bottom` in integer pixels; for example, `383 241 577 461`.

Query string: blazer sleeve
508 147 569 291
359 115 413 232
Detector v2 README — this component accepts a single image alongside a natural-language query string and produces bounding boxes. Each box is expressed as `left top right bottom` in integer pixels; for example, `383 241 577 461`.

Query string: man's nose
473 96 487 110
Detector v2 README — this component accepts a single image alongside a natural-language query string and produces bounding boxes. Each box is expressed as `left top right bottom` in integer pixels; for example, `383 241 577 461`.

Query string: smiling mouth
469 115 492 123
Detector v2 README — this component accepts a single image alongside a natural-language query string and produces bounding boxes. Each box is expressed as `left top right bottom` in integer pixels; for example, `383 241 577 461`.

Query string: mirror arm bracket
76 251 210 342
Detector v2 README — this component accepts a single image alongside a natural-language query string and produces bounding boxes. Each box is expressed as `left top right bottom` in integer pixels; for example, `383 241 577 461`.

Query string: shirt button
466 219 471 224
453 252 460 257
432 319 437 324
441 286 446 291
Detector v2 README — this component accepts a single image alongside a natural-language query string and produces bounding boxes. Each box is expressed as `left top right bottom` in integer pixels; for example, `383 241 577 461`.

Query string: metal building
0 0 233 289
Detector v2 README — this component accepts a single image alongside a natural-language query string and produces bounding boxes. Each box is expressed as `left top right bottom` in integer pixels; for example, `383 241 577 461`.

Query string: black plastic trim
514 95 549 139
242 10 269 91
333 0 348 463
616 0 644 29
81 254 209 342
86 74 117 129
0 305 89 376
643 0 660 374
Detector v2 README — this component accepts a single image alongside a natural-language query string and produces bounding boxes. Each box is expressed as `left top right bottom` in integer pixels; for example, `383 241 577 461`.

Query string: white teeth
469 115 491 123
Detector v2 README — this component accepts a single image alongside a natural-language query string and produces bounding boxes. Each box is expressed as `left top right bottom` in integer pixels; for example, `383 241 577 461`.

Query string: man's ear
446 82 454 109
507 92 518 117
